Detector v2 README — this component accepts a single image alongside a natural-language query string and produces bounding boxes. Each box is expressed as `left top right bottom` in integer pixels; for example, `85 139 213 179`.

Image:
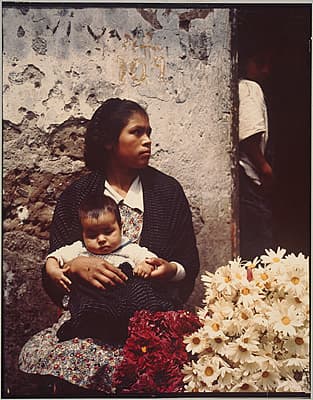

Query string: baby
46 194 175 343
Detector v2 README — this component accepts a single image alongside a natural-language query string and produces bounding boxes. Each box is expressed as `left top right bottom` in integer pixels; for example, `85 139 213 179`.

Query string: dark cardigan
42 166 200 306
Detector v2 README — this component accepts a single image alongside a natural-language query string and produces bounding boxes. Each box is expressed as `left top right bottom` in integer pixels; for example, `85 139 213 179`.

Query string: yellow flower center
265 282 271 289
205 366 214 376
291 276 300 285
212 323 220 332
192 337 201 345
281 316 291 325
262 371 270 378
295 297 302 304
242 287 250 295
295 337 304 345
241 312 249 320
236 273 242 280
261 273 268 281
272 257 280 263
239 345 247 352
141 346 147 353
224 276 231 283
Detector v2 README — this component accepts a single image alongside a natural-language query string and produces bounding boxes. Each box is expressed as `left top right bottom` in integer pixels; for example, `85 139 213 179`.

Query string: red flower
112 310 201 393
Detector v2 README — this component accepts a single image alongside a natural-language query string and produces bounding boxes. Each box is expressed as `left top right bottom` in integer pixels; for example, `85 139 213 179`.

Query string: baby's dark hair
78 194 122 228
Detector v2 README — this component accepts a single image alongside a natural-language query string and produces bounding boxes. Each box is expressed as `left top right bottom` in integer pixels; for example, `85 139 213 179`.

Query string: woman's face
110 112 152 170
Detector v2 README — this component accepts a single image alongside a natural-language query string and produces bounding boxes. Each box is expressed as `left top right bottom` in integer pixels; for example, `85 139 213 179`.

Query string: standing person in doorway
238 47 275 260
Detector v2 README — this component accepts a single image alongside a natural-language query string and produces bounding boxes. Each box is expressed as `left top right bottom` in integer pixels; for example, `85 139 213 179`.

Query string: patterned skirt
18 311 124 393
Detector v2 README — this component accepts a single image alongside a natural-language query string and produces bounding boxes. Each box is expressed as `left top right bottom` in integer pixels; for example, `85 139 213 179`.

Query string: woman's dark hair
78 194 122 228
85 98 148 172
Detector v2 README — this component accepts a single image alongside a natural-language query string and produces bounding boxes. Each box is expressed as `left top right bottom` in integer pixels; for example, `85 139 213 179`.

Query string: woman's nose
142 133 152 146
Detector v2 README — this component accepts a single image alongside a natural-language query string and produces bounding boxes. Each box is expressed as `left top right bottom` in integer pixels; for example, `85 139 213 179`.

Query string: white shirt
103 177 186 281
239 79 268 185
47 236 158 270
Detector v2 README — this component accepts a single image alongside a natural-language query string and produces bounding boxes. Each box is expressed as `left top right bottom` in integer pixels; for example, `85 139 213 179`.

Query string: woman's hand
66 256 128 290
145 257 177 281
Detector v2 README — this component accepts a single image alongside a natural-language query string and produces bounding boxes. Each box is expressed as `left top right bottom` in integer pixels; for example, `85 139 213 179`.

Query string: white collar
104 176 144 212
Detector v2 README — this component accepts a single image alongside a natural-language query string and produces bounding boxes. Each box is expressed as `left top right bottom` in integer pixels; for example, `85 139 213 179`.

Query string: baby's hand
133 260 155 279
46 258 72 292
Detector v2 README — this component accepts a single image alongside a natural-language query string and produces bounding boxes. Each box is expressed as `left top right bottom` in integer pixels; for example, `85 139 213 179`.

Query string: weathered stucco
3 5 237 395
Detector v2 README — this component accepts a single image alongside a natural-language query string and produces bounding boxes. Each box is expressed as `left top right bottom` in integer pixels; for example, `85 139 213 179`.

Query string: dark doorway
238 5 311 255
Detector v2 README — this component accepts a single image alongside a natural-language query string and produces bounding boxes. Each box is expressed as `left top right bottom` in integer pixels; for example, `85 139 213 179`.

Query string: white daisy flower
202 316 225 338
225 341 257 364
276 377 305 392
182 361 199 392
208 299 234 320
184 327 209 355
261 247 286 267
253 265 277 291
283 357 309 372
218 365 240 390
258 346 280 371
224 307 254 336
237 278 263 308
209 331 229 355
284 274 307 299
236 327 260 353
268 301 303 336
229 262 247 287
213 265 238 298
285 328 309 357
255 368 281 391
243 256 260 269
230 378 259 392
283 252 309 273
196 355 221 387
196 306 212 322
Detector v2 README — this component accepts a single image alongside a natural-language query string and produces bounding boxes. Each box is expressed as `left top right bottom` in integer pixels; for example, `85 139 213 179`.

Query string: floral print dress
19 205 143 392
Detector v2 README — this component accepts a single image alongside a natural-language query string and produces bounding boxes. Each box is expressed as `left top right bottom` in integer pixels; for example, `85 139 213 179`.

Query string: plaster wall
3 5 237 395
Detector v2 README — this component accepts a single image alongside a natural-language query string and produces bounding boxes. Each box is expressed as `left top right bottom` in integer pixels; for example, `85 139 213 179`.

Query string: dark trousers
239 168 274 261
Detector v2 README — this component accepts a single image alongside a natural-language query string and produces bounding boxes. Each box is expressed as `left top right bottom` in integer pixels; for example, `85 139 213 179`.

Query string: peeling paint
137 8 162 30
178 9 211 31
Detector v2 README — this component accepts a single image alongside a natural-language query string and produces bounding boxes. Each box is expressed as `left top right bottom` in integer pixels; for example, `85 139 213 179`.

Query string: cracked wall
3 5 237 395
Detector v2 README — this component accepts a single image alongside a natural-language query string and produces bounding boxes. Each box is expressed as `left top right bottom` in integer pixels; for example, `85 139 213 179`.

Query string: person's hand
260 161 274 194
46 258 72 292
145 257 177 281
133 260 154 278
67 256 128 290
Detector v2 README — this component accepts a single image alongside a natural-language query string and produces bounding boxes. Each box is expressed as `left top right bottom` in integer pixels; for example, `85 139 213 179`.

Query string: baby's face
81 211 122 255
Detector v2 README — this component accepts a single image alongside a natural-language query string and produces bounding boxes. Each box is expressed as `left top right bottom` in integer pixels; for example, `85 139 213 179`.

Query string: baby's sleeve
46 241 85 267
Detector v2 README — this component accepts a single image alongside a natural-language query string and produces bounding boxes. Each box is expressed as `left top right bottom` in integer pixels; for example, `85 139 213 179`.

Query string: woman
19 98 200 395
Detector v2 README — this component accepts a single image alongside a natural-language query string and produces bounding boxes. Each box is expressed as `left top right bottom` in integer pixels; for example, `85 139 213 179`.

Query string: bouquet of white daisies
182 248 310 393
